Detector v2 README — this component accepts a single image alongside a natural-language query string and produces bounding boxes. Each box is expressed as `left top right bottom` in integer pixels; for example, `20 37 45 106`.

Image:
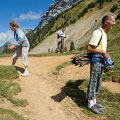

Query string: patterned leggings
87 62 103 100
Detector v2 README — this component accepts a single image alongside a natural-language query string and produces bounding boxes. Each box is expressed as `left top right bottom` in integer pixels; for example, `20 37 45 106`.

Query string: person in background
57 27 66 53
87 13 116 114
9 21 30 77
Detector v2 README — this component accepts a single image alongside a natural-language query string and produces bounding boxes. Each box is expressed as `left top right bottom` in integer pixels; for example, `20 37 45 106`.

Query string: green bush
110 4 118 12
117 13 120 19
70 41 75 51
87 2 96 8
2 44 13 54
106 0 112 2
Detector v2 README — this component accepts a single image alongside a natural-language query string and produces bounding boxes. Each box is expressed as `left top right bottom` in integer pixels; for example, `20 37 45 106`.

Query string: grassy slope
30 0 116 54
27 0 102 49
102 5 120 82
0 66 28 120
50 0 96 32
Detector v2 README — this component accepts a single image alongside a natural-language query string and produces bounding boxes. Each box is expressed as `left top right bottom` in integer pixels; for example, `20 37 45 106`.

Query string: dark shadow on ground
15 66 25 73
51 79 88 108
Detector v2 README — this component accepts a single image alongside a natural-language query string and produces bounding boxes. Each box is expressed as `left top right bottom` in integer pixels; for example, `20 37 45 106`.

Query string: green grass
64 79 120 120
52 72 60 75
0 51 74 57
51 0 96 32
0 66 18 80
0 65 29 119
29 52 73 57
0 65 28 107
0 53 13 57
52 61 72 75
78 41 89 51
0 108 28 120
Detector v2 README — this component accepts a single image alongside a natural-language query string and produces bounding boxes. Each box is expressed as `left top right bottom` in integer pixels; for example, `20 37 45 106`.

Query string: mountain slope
30 0 115 54
36 0 82 30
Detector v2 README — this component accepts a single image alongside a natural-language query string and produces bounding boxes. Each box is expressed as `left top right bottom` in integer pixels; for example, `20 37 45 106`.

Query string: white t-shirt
57 30 66 38
89 28 107 52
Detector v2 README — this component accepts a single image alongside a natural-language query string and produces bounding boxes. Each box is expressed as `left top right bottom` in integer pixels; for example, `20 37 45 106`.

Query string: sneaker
89 105 103 114
95 102 105 109
21 71 29 77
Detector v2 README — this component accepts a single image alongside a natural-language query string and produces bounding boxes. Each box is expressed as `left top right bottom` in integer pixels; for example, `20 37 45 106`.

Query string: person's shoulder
16 28 22 32
57 30 62 33
92 28 102 36
16 28 25 36
94 28 102 33
57 30 60 33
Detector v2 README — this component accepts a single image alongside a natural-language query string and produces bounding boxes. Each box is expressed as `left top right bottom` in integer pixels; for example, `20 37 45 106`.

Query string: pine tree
70 41 75 51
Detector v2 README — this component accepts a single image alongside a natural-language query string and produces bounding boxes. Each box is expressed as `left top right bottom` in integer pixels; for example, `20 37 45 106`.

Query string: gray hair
102 13 115 24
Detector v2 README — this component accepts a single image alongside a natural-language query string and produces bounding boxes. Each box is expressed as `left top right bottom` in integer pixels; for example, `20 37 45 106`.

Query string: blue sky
0 0 54 46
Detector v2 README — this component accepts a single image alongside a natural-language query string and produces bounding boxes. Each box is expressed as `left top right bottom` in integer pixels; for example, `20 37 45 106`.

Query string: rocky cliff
24 29 32 34
35 0 82 30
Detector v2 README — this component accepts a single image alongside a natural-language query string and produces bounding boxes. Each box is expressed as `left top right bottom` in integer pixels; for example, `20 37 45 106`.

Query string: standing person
87 13 116 114
9 21 30 77
57 27 66 53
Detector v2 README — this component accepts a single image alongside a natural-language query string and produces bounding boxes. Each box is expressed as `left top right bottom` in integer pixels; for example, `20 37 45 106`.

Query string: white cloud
0 30 14 45
15 11 41 21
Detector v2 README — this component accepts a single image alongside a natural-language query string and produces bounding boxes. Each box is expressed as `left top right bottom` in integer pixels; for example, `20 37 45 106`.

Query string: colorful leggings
87 62 103 100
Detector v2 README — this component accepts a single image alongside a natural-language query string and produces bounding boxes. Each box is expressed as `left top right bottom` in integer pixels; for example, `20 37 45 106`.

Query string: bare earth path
0 55 119 120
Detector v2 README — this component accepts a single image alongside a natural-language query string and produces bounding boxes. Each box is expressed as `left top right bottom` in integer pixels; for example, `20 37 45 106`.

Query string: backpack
88 28 103 60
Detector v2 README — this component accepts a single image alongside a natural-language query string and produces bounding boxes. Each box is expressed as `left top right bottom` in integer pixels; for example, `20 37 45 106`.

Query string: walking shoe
95 102 105 109
89 105 103 114
21 71 29 77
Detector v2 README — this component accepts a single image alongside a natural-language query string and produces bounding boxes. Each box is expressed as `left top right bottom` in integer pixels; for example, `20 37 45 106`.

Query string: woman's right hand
9 45 16 50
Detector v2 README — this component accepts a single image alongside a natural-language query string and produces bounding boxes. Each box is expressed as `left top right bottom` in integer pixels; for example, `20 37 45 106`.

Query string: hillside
36 0 82 30
29 0 117 54
0 56 120 120
0 1 120 119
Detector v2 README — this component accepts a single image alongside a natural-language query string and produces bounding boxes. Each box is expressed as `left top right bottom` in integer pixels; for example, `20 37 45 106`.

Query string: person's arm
14 29 25 47
87 44 109 60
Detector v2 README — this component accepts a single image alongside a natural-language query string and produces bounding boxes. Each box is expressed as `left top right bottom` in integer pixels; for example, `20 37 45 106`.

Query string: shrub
87 2 96 8
2 44 13 54
70 41 75 51
110 4 118 13
117 13 120 19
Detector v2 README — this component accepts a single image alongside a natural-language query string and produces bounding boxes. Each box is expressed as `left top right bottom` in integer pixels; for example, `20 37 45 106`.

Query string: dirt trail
0 55 119 120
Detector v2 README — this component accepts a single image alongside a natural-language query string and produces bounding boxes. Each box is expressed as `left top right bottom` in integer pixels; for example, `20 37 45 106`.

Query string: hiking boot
89 105 103 114
21 71 29 77
95 102 105 109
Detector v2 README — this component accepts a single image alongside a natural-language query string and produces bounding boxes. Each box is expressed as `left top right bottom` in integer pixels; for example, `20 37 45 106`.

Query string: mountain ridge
35 0 82 30
29 0 115 54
